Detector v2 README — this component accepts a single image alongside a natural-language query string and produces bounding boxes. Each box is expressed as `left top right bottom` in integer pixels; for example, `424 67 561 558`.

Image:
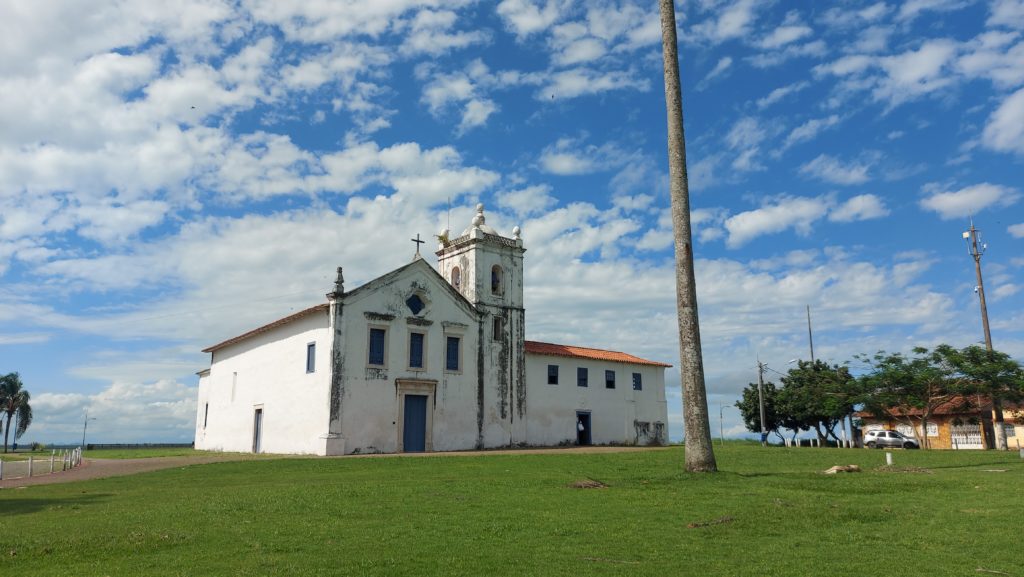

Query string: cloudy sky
2 0 1022 445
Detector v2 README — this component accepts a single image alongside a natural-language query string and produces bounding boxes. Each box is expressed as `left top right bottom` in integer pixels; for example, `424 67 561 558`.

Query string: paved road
0 446 667 489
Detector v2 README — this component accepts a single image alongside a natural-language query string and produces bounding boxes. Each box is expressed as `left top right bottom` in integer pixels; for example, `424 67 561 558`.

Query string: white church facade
194 206 669 455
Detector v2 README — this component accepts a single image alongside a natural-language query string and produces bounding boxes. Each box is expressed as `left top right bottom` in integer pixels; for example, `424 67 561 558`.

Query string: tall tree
779 360 855 443
857 347 973 449
735 380 793 442
659 0 716 472
1 372 33 453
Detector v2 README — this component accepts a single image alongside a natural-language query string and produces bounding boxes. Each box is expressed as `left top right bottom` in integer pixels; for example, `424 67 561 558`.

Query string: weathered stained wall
194 311 332 455
335 259 482 454
523 354 668 447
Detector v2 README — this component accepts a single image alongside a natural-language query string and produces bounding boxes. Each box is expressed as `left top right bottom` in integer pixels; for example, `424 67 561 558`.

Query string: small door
252 408 263 453
403 395 428 453
576 411 592 446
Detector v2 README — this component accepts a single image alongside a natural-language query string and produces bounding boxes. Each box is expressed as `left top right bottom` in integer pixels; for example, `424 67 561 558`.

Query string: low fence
0 447 84 480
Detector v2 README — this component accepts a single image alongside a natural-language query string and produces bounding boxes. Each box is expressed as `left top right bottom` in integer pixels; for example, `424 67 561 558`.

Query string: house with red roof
194 205 669 455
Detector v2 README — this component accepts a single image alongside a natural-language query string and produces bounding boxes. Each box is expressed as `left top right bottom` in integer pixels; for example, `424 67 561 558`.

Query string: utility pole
964 221 1006 450
82 411 97 449
806 305 815 363
757 361 768 446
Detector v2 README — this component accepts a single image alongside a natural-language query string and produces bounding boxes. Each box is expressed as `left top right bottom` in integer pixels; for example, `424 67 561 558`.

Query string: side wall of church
335 265 483 454
194 312 332 455
524 354 669 446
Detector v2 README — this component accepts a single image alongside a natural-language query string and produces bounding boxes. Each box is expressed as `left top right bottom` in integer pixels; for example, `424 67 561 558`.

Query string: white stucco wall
524 354 668 446
194 309 332 455
334 260 484 454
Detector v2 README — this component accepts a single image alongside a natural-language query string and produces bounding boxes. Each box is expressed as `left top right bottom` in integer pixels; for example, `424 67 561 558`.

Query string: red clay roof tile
525 340 671 368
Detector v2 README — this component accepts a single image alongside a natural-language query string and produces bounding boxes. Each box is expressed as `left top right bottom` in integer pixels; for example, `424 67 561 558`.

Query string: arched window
451 266 461 290
491 265 503 295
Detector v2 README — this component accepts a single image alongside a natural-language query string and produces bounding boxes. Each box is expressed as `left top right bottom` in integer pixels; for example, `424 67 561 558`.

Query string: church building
194 205 669 455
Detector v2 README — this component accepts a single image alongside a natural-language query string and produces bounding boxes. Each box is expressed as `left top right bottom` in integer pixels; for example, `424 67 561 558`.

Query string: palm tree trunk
659 0 716 472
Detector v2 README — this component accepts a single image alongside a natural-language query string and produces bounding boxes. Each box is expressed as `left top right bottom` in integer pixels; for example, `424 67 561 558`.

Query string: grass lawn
2 443 1022 576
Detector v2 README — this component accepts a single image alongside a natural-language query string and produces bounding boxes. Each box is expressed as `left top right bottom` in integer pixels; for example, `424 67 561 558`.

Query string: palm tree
1 372 33 453
659 0 716 472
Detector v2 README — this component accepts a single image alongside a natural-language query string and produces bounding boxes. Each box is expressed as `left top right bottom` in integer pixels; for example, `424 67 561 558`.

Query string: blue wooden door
403 395 428 452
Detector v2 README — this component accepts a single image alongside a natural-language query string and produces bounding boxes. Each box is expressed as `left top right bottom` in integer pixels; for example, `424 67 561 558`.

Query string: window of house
451 267 461 290
547 364 558 385
491 265 503 295
577 367 588 387
1004 423 1017 438
306 342 316 373
492 316 503 341
926 422 938 437
605 370 615 389
632 372 642 391
409 331 425 369
445 336 460 372
368 327 387 365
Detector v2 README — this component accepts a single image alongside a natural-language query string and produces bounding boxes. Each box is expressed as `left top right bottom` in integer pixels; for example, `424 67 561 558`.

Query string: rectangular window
445 336 460 371
492 316 503 341
547 364 558 385
577 367 588 387
632 372 642 391
368 327 387 365
605 370 615 389
1004 423 1017 438
409 332 425 369
306 342 316 373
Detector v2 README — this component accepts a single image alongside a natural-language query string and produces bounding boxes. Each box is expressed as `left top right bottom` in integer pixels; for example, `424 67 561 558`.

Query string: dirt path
0 445 669 489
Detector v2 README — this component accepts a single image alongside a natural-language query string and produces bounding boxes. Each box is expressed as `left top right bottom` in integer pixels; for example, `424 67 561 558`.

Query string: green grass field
2 443 1022 576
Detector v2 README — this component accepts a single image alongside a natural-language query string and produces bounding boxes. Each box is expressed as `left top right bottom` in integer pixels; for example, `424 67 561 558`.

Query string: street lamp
82 411 97 449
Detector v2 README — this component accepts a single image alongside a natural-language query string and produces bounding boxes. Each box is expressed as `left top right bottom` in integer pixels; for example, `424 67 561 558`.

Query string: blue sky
1 0 1022 445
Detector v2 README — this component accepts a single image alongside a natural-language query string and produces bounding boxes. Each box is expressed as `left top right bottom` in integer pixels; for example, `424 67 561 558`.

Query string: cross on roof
411 233 425 256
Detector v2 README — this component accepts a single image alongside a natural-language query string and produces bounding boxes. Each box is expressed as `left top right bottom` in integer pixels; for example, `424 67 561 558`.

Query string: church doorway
396 380 436 452
576 411 592 446
403 395 428 452
252 407 263 453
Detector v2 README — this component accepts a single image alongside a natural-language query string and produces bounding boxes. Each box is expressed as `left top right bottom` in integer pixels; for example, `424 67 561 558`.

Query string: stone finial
472 203 485 228
334 267 345 294
512 226 521 240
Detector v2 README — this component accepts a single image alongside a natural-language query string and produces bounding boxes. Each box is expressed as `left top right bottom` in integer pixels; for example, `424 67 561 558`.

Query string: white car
864 430 920 449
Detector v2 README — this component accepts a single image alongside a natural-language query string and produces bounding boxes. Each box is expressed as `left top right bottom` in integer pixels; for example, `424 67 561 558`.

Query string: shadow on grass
1 493 111 516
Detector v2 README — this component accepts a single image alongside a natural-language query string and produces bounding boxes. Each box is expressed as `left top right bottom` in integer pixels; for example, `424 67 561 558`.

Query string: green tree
856 346 977 449
778 360 855 444
1 372 33 453
735 381 798 442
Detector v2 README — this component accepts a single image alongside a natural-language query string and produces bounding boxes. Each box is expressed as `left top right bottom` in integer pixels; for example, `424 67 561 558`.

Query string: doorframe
252 405 264 454
396 379 436 452
576 410 592 446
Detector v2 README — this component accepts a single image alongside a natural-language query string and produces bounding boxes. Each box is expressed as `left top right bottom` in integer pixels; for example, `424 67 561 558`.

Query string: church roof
525 340 672 368
202 303 329 353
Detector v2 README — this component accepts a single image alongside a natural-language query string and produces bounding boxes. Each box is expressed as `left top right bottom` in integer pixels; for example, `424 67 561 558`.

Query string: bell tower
436 204 526 447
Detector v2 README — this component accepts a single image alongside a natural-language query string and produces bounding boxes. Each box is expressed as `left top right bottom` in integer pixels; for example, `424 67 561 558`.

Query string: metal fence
0 447 83 480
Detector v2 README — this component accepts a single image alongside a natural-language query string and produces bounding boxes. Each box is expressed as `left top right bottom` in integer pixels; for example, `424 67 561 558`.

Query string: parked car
864 429 920 449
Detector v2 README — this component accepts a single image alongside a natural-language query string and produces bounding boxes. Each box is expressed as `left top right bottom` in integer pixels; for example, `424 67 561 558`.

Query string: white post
50 450 55 473
885 452 893 466
0 458 4 479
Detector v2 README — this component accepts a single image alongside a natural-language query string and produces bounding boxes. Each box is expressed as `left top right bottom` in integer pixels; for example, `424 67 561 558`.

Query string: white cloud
757 81 809 109
982 87 1024 155
829 194 890 222
496 0 569 39
697 57 733 90
691 0 760 43
537 136 636 176
400 9 490 56
919 183 1021 219
897 0 974 21
496 184 558 217
783 115 841 149
988 0 1024 28
1009 223 1024 237
759 12 813 49
799 154 872 185
724 196 831 248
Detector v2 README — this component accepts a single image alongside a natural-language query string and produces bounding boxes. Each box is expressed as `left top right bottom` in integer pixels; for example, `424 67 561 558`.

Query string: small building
857 397 1022 450
194 205 669 455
